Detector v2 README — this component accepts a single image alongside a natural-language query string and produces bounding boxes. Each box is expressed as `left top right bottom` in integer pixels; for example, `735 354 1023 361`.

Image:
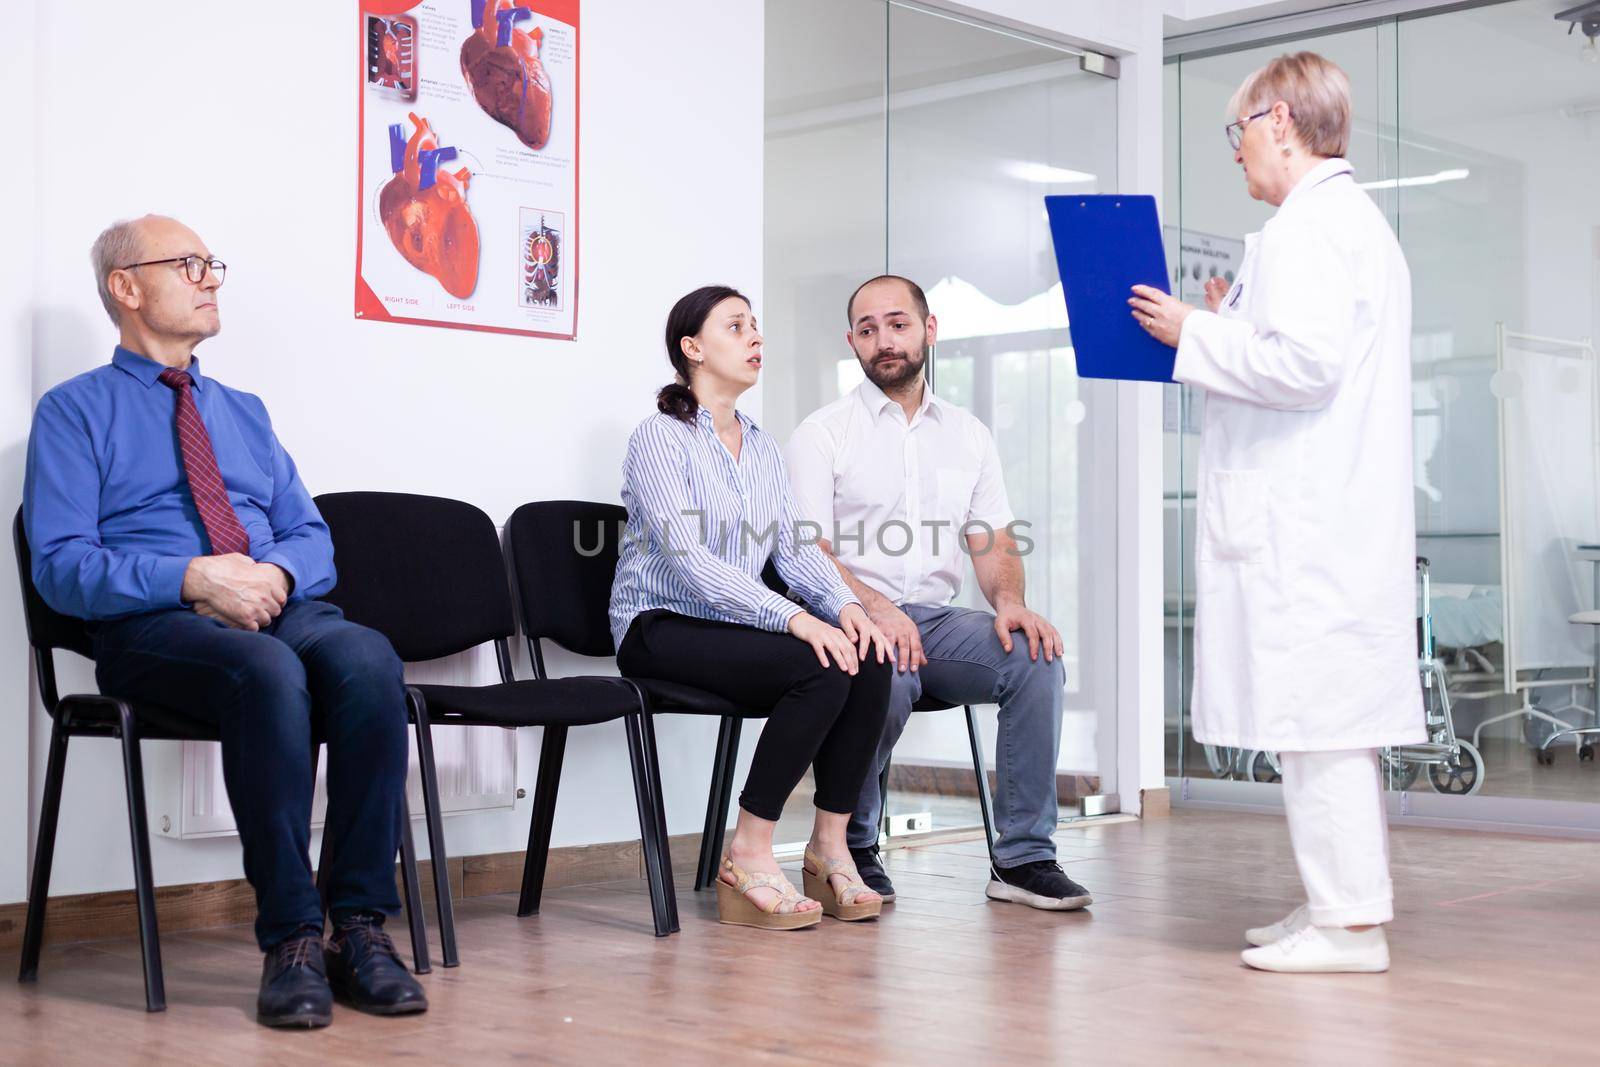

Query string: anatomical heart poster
356 0 579 339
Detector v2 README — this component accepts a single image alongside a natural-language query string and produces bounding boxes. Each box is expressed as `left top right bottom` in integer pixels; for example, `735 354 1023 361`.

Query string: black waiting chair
11 511 432 1014
504 501 774 892
879 698 998 862
314 491 678 941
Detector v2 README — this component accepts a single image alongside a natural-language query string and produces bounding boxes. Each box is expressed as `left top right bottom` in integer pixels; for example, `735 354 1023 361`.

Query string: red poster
356 0 580 340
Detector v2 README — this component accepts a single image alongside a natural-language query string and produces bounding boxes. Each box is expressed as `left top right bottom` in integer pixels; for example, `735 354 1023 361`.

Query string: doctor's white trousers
1280 749 1395 927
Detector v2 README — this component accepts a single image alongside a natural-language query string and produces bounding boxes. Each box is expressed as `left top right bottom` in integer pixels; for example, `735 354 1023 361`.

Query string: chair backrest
506 500 624 658
503 500 795 660
315 491 515 663
12 507 93 660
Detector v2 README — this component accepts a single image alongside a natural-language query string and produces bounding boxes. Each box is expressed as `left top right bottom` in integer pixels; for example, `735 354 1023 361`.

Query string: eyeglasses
1224 109 1274 151
121 255 227 285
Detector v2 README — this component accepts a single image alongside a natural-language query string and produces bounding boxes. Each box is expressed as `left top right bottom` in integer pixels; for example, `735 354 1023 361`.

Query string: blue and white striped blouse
609 408 859 649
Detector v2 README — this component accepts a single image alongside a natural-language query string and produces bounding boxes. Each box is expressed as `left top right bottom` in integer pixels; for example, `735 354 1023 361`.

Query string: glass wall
766 0 1120 843
1166 0 1600 817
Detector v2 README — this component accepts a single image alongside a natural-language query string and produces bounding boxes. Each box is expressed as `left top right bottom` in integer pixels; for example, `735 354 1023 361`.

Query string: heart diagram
461 0 554 151
378 113 481 299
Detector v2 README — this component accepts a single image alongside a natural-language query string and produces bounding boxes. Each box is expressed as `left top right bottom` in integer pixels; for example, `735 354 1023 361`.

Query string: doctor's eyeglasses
1225 109 1273 151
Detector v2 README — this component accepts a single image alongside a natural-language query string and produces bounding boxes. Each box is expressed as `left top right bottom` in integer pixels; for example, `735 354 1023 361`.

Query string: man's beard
864 345 926 391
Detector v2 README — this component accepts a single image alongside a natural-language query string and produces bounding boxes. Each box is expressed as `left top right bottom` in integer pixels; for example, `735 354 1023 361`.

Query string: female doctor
1129 51 1425 974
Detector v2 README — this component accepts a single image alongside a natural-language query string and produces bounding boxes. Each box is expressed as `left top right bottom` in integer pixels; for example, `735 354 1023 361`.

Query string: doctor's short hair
1228 51 1352 159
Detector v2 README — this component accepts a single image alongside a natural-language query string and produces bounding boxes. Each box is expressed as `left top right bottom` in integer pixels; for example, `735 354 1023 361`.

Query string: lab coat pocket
1200 469 1268 564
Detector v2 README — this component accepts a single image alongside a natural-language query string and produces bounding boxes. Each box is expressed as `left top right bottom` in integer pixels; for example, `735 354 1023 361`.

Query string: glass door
1166 0 1600 834
1165 23 1398 791
1393 0 1600 814
763 0 1120 847
880 2 1120 835
764 0 888 848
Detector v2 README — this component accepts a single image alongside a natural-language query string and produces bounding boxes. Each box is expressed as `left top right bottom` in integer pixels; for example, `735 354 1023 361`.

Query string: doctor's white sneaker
1245 903 1311 947
1241 924 1390 974
985 860 1092 911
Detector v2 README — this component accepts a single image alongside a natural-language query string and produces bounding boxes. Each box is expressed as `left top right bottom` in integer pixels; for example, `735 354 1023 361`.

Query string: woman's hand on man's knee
788 611 864 674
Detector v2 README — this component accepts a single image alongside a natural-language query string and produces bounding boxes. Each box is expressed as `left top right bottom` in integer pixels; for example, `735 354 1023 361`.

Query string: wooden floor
2 809 1596 1066
1170 728 1600 802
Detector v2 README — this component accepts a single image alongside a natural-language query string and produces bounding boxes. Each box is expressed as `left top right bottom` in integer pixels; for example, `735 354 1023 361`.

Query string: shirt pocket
1199 469 1268 564
935 466 980 528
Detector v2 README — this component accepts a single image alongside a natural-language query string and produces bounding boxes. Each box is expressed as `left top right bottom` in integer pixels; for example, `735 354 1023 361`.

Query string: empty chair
315 491 677 940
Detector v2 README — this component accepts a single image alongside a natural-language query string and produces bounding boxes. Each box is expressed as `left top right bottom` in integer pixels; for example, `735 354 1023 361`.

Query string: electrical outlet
888 812 933 835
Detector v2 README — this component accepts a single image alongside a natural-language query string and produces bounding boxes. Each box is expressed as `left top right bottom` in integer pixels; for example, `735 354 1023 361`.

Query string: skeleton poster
356 0 579 340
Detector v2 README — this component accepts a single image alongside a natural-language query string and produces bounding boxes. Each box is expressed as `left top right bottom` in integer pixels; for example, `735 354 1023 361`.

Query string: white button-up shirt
785 379 1014 608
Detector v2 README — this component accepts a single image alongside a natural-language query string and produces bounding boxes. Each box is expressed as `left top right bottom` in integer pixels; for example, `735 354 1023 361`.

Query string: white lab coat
1175 157 1426 751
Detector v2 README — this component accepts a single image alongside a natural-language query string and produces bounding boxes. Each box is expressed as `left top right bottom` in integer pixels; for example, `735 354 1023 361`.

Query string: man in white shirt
785 275 1091 911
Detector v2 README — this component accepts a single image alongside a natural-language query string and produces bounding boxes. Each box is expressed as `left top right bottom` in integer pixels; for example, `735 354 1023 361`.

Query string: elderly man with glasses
22 215 426 1026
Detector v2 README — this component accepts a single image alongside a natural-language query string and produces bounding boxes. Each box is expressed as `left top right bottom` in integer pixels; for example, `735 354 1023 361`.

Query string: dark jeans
90 599 409 950
618 610 892 820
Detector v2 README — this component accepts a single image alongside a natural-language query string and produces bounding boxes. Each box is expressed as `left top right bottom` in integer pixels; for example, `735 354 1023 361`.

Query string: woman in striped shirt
611 285 893 930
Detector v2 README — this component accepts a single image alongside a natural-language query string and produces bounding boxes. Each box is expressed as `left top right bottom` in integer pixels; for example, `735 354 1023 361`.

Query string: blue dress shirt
609 408 859 649
23 346 336 621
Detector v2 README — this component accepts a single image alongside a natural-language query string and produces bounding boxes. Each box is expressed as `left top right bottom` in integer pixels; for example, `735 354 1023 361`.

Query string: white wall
7 0 1182 906
16 0 762 902
1 0 39 908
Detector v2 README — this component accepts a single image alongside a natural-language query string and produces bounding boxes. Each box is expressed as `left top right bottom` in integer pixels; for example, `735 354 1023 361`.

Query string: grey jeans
848 603 1065 867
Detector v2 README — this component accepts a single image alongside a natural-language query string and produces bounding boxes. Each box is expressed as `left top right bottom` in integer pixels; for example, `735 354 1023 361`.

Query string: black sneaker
326 915 428 1016
849 845 896 902
986 860 1092 911
257 930 333 1028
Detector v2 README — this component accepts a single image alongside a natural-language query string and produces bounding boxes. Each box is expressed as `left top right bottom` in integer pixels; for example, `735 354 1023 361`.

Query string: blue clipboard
1045 194 1176 383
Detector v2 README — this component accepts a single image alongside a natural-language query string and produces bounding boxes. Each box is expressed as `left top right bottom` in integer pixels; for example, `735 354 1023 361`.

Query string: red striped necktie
158 367 251 557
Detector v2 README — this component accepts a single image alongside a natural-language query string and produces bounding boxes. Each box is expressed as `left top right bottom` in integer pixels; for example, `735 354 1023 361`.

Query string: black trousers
618 610 892 821
90 600 409 950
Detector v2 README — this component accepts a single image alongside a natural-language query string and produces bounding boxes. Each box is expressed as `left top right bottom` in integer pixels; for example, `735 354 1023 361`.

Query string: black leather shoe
326 915 428 1016
257 931 333 1028
849 845 896 902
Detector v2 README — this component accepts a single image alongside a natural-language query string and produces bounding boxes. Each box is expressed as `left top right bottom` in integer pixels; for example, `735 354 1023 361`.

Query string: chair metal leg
634 700 678 931
964 705 998 864
116 705 166 1012
314 740 427 972
397 793 431 975
407 689 457 967
696 717 742 891
517 725 566 917
694 716 736 891
625 714 674 937
878 758 892 841
19 719 70 985
709 718 741 880
311 744 332 919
